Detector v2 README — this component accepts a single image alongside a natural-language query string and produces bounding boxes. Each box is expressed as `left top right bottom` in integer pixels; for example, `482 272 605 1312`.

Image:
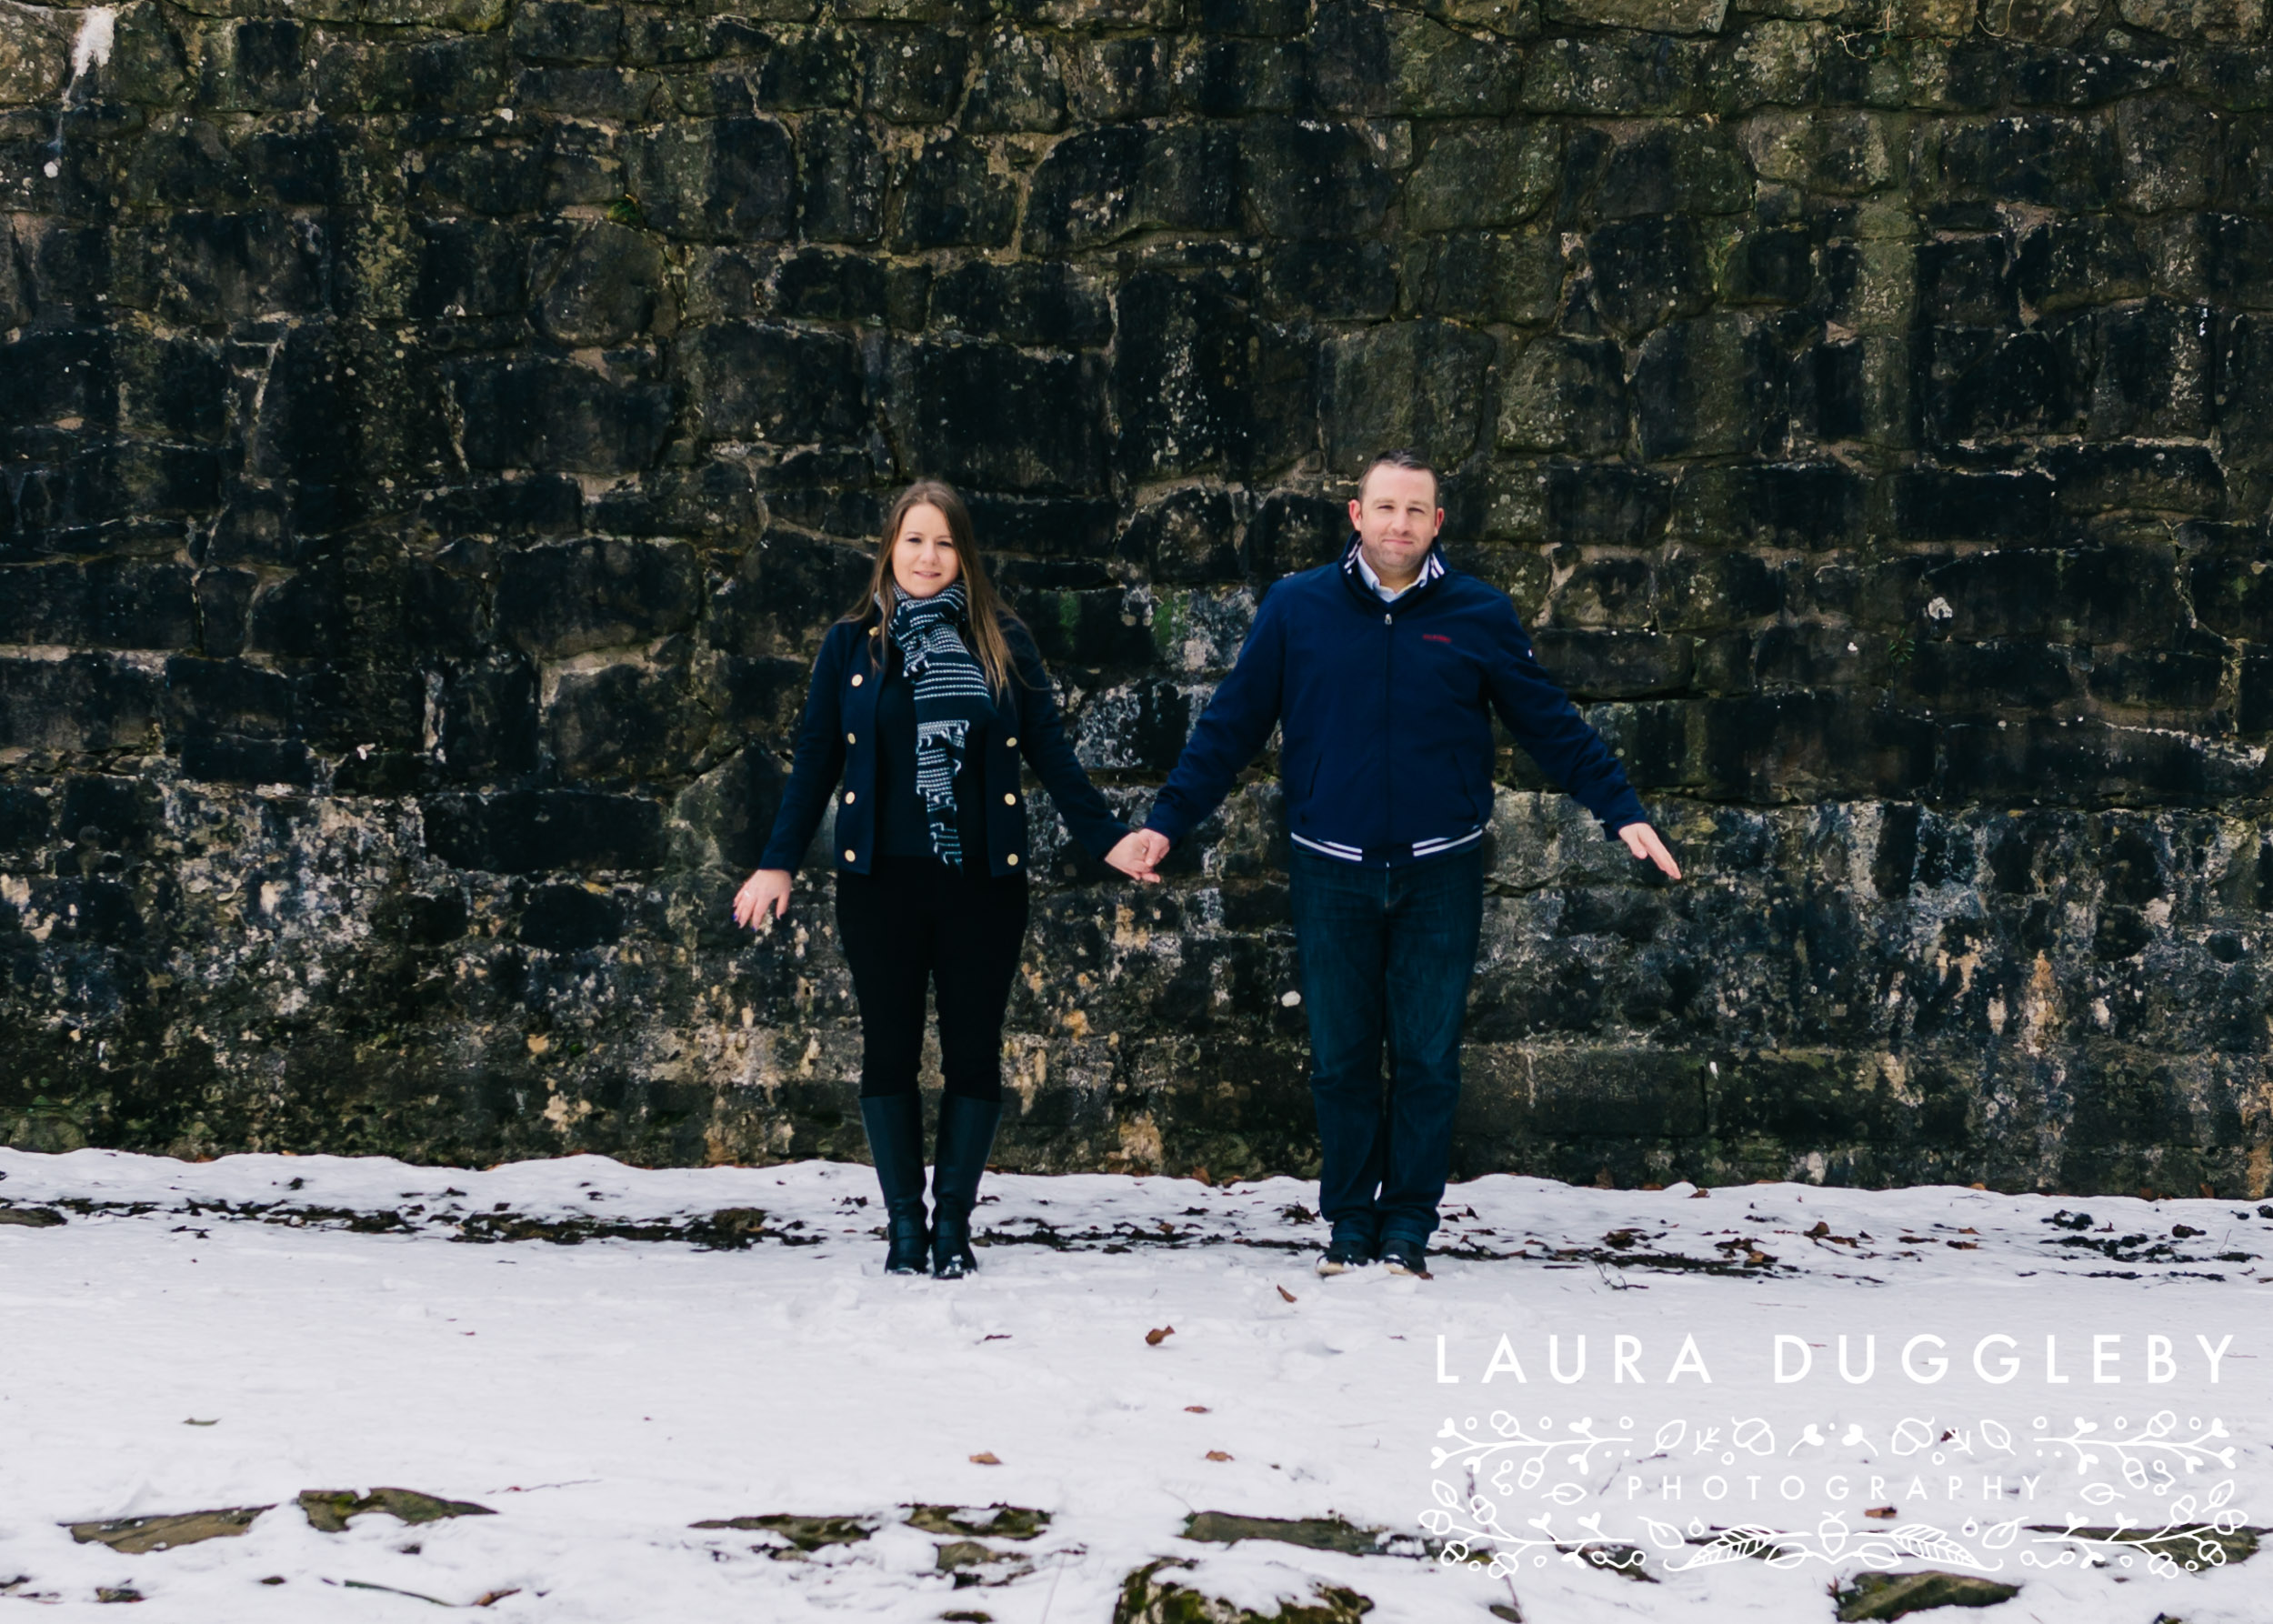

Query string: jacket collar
1338 534 1447 613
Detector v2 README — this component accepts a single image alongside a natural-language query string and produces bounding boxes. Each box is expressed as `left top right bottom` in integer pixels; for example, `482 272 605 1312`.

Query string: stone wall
4 0 2271 1195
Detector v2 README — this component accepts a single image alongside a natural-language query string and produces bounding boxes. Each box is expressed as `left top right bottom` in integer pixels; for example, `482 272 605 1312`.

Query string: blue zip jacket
1143 538 1648 863
760 614 1130 878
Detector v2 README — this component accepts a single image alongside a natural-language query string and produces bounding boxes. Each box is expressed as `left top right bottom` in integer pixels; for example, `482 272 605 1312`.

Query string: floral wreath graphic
1419 1408 2251 1578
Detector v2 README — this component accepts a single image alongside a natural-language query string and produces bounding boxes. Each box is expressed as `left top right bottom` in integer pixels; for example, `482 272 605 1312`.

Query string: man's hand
1105 829 1168 884
1617 822 1682 880
733 867 794 928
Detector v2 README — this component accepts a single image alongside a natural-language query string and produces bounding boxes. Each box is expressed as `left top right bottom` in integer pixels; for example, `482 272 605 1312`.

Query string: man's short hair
1358 448 1438 503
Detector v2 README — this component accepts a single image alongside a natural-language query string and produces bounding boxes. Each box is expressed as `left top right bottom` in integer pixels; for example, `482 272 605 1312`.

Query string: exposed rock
1114 1559 1374 1623
297 1488 496 1533
67 1508 270 1554
1833 1569 2020 1620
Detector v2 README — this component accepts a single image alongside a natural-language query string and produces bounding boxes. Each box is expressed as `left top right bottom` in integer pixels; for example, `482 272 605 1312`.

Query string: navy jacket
760 615 1130 878
1144 539 1648 863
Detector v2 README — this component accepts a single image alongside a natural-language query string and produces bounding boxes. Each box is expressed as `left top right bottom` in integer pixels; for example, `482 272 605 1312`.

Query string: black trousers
836 857 1029 1102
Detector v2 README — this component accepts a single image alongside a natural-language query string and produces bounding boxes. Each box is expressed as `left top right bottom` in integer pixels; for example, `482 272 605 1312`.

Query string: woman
732 481 1160 1278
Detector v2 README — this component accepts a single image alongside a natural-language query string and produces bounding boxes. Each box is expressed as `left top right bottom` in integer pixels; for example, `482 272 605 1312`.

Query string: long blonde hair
845 480 1023 697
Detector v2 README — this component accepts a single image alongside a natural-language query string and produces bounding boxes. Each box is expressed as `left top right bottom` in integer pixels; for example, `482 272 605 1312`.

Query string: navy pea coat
758 614 1130 878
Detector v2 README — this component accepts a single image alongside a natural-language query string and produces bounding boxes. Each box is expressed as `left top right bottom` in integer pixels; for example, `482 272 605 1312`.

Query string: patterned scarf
886 580 997 869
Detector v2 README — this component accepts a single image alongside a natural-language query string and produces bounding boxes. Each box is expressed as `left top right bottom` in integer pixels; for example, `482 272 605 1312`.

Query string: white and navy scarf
886 581 997 869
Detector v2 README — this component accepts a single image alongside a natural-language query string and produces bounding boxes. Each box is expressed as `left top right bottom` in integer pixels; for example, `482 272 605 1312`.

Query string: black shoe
1316 1220 1378 1277
929 1093 1001 1280
859 1093 929 1276
1378 1234 1431 1278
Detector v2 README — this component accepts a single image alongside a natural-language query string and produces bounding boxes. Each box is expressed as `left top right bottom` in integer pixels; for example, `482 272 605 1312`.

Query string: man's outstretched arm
1136 591 1290 860
1481 604 1680 880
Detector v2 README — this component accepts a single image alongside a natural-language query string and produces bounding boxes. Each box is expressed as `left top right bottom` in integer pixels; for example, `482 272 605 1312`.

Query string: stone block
2011 215 2150 313
1893 468 2056 541
1584 214 1714 340
1240 117 1390 239
1632 312 1788 461
626 117 795 242
1497 334 1627 456
1519 34 1705 115
509 2 624 65
545 655 708 783
2116 0 2265 39
1529 628 1695 697
516 884 625 953
888 134 1020 250
179 733 314 788
530 222 665 346
1400 230 1562 324
448 352 666 475
796 112 886 243
1172 36 1314 116
1936 113 2121 210
1022 123 1241 255
420 789 666 874
1922 544 2183 643
1588 121 1754 219
1546 0 1729 30
964 28 1066 132
1402 123 1558 232
861 26 966 122
1120 488 1246 586
1546 464 1674 547
495 537 701 658
1384 12 1522 115
2117 93 2218 212
1318 319 1495 473
2187 536 2273 639
1111 272 1312 481
0 655 160 752
1060 37 1172 123
772 248 889 325
438 657 541 782
888 340 1110 494
412 219 527 321
1670 462 1863 550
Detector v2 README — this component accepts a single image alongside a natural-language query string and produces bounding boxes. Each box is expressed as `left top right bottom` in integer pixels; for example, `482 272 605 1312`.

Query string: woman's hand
1617 822 1682 880
1104 830 1166 884
733 868 795 928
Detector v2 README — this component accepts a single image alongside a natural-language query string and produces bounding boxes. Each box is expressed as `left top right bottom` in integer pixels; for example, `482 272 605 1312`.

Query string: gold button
844 791 856 804
844 848 856 862
846 732 856 744
851 674 863 687
1003 792 1016 806
1006 736 1017 747
1006 853 1018 867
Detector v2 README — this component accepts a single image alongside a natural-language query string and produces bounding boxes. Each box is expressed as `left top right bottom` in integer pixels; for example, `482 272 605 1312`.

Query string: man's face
1347 466 1443 586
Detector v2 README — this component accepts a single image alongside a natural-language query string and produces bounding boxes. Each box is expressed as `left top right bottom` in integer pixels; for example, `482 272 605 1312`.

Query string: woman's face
890 503 961 599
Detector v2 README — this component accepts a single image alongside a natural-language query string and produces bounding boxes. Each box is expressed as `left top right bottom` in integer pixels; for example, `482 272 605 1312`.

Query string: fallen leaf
474 1589 520 1607
1146 1326 1175 1346
968 1452 1001 1466
1185 1405 1209 1413
1205 1450 1232 1462
1863 1506 1898 1519
184 1418 217 1427
1276 1285 1297 1303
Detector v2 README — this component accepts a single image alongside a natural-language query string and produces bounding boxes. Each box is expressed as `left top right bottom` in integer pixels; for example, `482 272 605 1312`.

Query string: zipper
1382 607 1394 852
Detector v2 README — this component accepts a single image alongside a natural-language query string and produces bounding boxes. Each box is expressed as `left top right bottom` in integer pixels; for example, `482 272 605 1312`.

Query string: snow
2 1147 2268 1620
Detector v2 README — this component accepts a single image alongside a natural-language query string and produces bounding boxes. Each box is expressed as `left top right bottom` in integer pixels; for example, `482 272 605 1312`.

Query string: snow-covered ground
3 1146 2268 1621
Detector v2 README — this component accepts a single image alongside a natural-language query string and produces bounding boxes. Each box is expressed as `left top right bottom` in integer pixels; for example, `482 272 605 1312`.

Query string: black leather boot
928 1092 1001 1279
859 1092 929 1276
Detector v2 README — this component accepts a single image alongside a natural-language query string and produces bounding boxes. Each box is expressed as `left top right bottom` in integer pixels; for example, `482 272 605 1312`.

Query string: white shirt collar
1353 545 1439 602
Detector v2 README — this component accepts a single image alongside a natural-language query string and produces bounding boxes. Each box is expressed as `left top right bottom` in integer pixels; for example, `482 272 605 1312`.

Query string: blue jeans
1287 843 1485 1247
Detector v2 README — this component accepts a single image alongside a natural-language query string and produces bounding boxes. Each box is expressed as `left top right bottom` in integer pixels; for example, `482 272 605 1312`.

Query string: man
1124 450 1681 1279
